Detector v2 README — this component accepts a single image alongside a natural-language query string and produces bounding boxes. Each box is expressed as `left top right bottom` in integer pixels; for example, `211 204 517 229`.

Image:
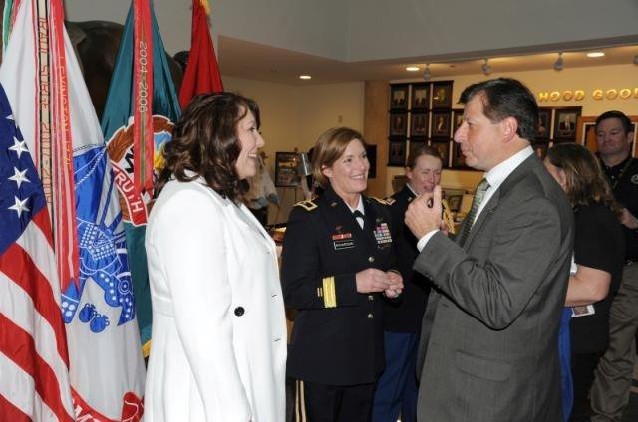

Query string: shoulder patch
384 197 396 205
370 196 390 206
294 200 318 211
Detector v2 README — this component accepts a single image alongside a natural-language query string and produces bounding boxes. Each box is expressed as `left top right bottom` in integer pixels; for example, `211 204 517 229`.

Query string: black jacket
384 185 430 332
281 186 398 385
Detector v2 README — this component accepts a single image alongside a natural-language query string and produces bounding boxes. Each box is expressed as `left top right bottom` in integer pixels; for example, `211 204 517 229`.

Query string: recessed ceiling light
586 52 605 58
299 75 312 80
406 66 420 72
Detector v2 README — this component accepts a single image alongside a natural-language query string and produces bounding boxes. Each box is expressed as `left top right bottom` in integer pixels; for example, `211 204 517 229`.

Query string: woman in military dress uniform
281 127 403 421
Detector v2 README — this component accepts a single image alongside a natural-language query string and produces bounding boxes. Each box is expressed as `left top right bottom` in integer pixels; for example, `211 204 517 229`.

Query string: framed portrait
274 152 301 187
410 112 429 138
432 82 453 109
452 108 464 133
579 121 598 154
388 139 407 166
390 84 409 110
537 107 552 141
532 142 549 160
452 142 469 168
446 194 463 212
431 111 452 138
411 83 430 109
390 112 408 136
553 107 582 141
430 140 451 168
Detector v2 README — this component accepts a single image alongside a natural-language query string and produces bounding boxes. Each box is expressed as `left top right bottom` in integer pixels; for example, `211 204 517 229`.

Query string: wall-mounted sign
537 88 638 102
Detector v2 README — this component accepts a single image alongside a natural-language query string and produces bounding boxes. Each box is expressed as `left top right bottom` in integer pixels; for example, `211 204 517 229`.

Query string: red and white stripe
0 208 74 422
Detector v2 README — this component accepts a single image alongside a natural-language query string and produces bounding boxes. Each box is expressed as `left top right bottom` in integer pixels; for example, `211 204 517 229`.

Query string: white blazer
144 177 287 421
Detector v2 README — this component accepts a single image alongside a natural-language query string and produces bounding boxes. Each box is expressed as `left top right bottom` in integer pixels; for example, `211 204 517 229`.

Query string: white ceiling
218 36 638 85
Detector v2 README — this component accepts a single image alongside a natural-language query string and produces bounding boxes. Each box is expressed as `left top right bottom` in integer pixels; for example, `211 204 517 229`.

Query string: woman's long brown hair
155 92 260 202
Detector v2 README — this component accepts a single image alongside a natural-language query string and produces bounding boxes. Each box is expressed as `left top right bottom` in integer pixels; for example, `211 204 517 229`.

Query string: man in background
405 78 574 421
590 110 638 422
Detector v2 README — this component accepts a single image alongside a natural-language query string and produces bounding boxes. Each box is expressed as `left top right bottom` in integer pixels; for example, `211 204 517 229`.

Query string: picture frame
430 140 451 168
274 152 301 187
388 139 407 166
431 82 453 109
537 107 552 141
411 83 430 109
410 112 429 138
452 108 464 134
553 107 582 142
390 84 409 110
431 111 452 138
446 194 463 212
390 112 408 136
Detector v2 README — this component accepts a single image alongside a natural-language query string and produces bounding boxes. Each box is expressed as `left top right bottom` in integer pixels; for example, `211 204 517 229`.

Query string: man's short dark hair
595 110 634 134
459 78 538 142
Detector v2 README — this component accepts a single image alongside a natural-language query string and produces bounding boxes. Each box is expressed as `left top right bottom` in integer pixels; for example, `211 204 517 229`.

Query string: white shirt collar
346 196 365 215
484 146 534 192
476 146 533 217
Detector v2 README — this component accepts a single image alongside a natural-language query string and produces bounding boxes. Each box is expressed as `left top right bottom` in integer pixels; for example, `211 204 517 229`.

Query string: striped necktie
459 178 490 246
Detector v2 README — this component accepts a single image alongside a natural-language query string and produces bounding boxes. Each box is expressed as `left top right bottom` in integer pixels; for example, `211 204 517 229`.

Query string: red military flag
178 0 224 109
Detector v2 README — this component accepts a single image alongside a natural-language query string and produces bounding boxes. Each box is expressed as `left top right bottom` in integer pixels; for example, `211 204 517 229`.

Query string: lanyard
607 157 634 190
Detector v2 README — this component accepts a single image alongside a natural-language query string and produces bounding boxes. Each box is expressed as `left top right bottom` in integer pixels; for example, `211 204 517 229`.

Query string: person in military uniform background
590 110 638 422
372 146 443 422
281 127 403 422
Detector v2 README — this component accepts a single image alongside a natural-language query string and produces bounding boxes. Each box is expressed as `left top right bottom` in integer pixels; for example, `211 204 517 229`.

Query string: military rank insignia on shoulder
384 197 396 206
294 200 318 211
370 197 390 206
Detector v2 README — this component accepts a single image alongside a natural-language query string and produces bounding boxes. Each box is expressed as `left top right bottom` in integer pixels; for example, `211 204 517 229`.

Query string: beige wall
224 76 365 224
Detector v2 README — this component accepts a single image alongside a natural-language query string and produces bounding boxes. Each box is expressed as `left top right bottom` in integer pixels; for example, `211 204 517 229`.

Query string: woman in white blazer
145 93 287 421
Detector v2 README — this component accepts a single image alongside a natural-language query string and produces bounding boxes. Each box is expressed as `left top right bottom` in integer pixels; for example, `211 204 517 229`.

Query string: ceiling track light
481 58 491 76
423 64 431 81
554 52 564 71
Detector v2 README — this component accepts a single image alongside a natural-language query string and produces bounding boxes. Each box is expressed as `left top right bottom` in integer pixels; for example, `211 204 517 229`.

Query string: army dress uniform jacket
384 185 430 332
281 186 399 386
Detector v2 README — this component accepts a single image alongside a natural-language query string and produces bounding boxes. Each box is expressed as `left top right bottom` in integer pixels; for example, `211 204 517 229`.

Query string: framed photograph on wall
388 139 407 166
390 84 409 110
410 112 429 137
430 140 451 168
431 111 452 138
390 113 408 136
411 83 430 109
274 152 301 187
537 107 552 141
432 82 453 109
553 107 582 142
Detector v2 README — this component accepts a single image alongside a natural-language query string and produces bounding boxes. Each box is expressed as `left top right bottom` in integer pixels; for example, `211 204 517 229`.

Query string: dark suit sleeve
414 196 563 329
281 207 360 310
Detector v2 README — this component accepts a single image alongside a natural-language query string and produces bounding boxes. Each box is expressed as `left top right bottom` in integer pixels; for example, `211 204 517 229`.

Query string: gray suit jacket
415 154 573 422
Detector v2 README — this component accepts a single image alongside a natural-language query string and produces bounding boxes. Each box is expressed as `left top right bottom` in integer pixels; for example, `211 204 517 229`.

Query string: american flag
0 85 74 421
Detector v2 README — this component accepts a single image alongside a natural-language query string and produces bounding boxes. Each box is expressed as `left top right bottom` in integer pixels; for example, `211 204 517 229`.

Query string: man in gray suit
405 78 574 421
